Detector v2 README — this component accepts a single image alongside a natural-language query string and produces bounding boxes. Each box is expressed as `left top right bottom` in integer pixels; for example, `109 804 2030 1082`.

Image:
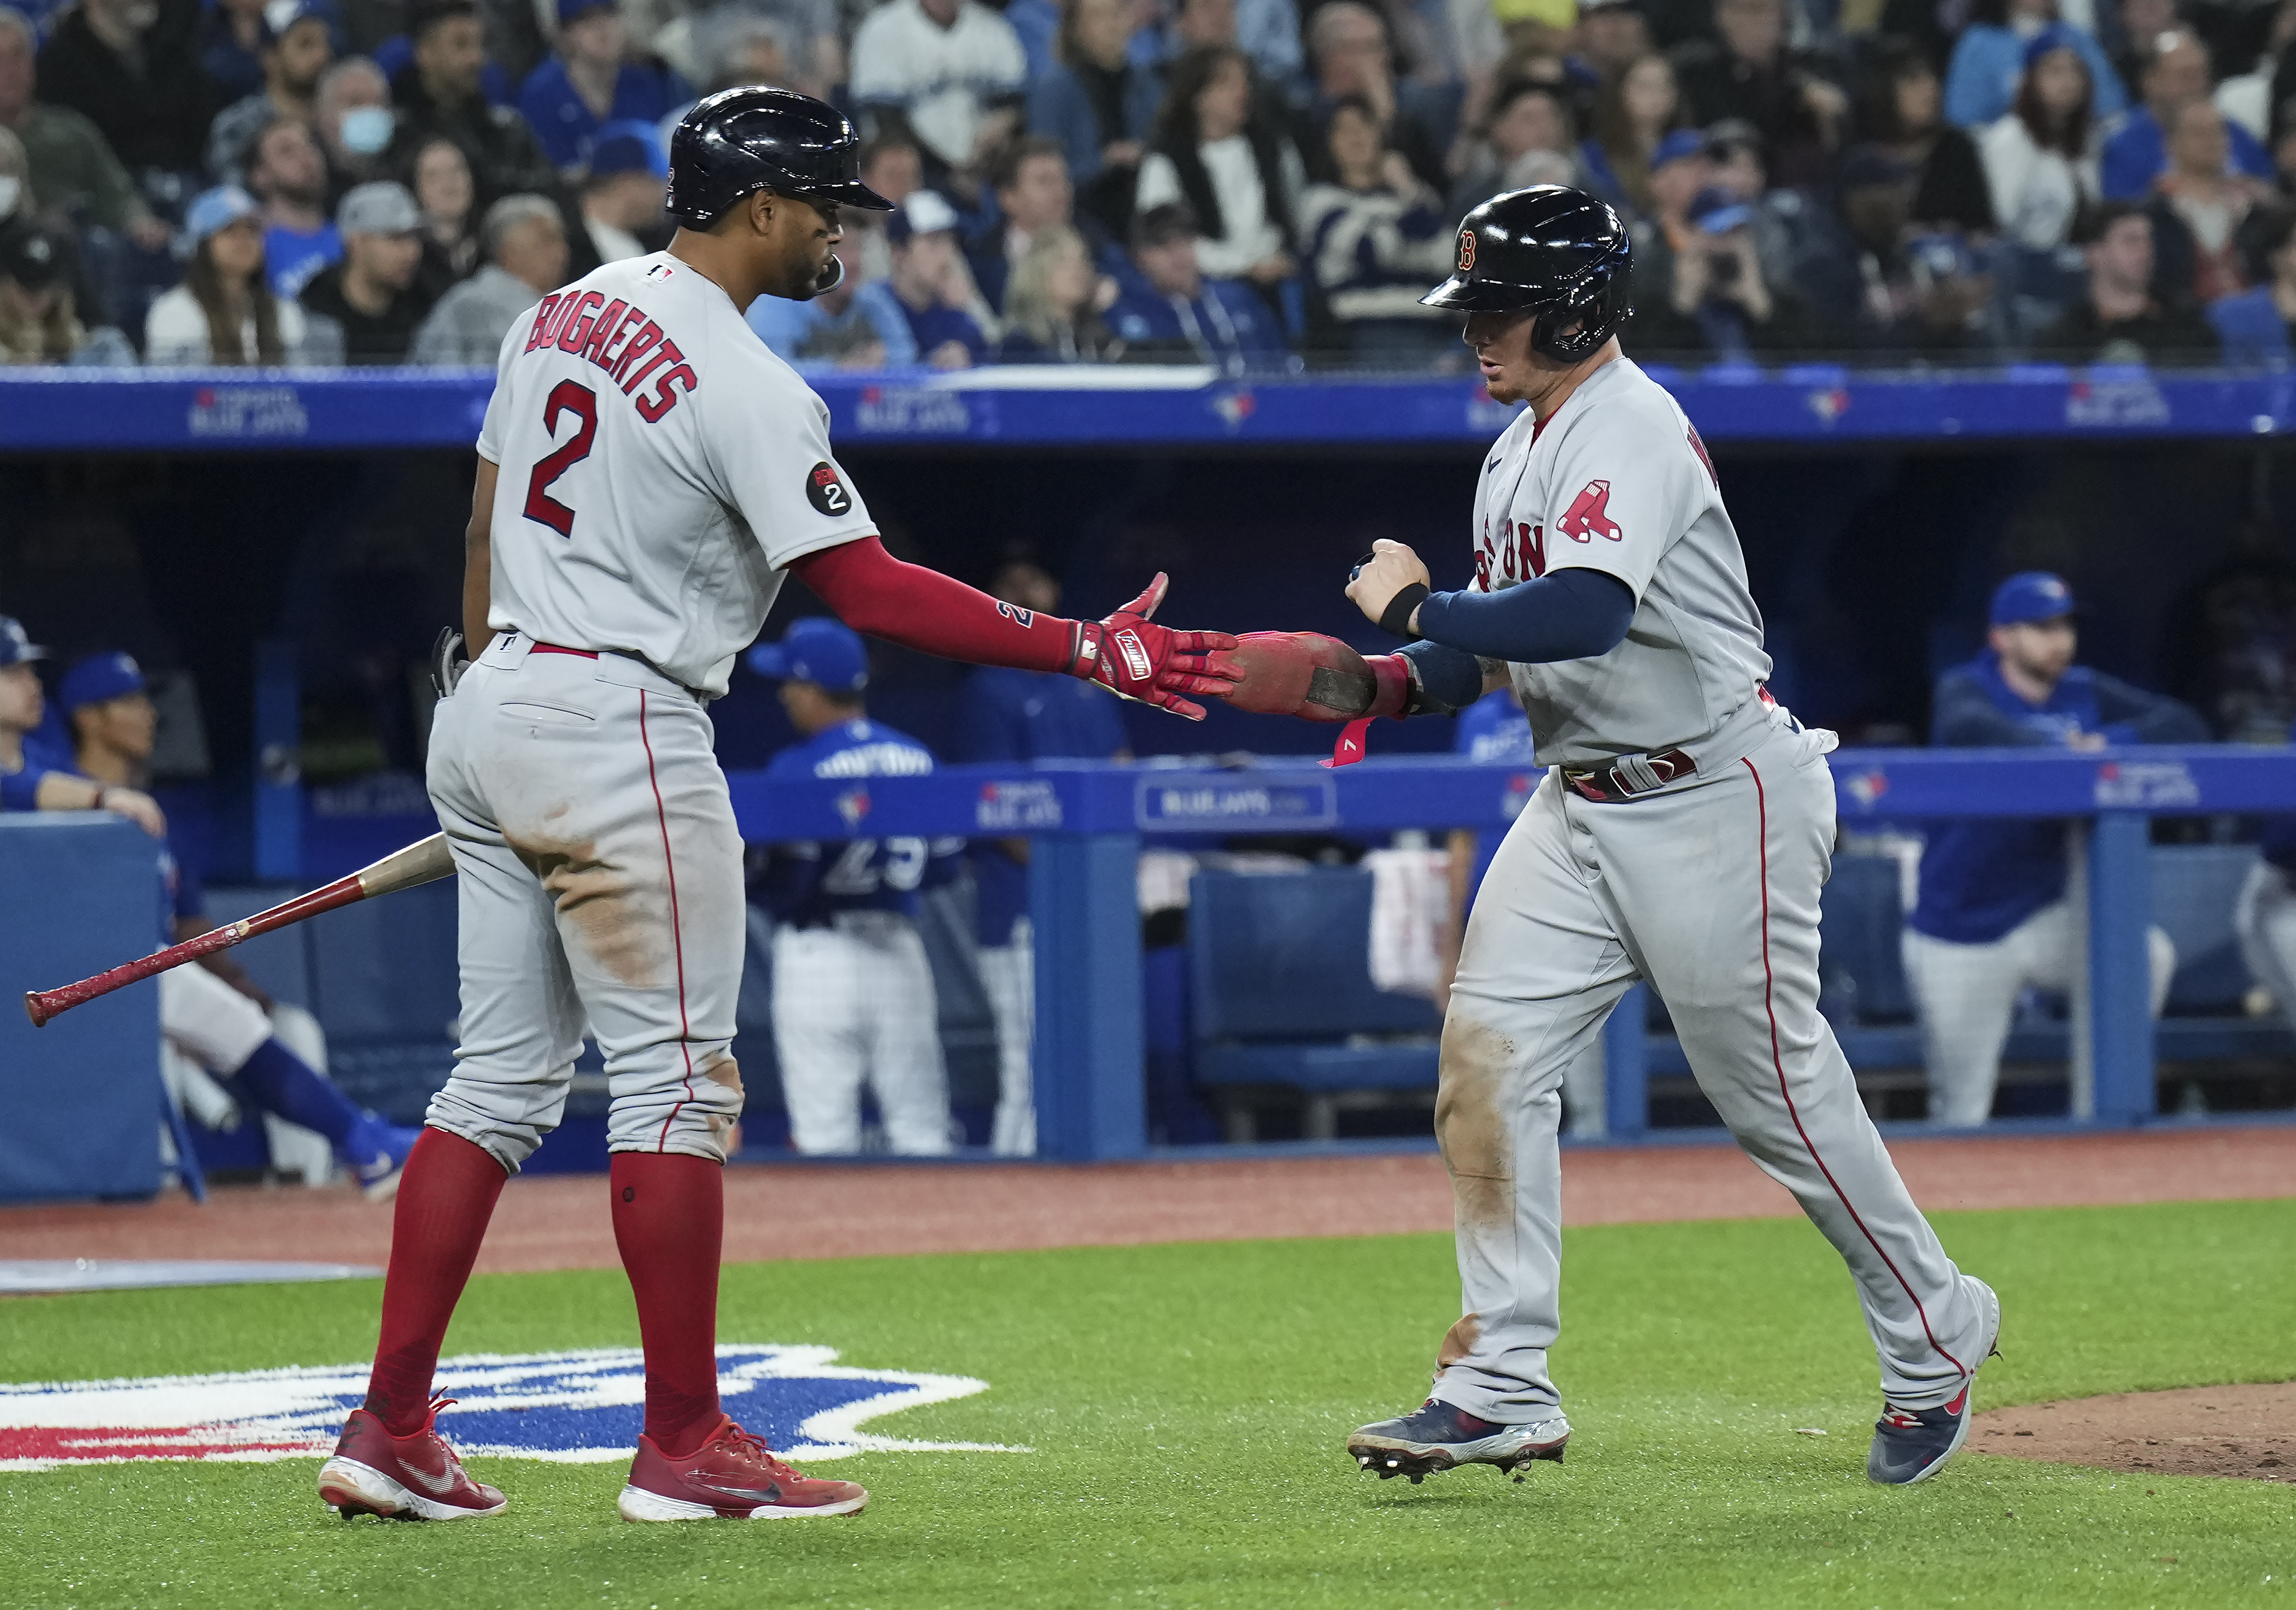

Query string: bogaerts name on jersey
520 290 698 423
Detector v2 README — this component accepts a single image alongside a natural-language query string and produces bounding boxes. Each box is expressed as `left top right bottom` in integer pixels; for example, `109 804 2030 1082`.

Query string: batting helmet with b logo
1421 186 1632 363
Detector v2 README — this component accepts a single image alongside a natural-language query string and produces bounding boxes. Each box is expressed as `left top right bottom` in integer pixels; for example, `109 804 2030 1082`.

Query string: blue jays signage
0 1345 1023 1468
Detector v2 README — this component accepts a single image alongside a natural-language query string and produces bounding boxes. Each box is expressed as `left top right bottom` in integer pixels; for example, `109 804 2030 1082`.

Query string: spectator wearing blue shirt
245 116 342 297
1902 573 2206 1125
748 619 962 1156
854 189 993 368
1131 0 1306 104
967 136 1123 312
201 0 274 104
2100 28 2271 198
2209 205 2296 364
747 218 919 368
1106 200 1288 365
518 0 689 175
1026 0 1160 231
957 560 1129 1153
1943 0 2127 131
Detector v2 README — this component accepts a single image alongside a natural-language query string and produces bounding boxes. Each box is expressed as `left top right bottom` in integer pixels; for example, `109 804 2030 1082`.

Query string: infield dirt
1976 1383 2296 1482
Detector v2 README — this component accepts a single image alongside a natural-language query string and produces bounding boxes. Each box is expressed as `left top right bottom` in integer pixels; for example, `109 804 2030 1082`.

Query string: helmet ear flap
1529 266 1628 362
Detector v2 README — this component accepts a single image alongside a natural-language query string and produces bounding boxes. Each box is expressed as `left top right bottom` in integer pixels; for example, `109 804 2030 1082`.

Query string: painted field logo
0 1345 1024 1471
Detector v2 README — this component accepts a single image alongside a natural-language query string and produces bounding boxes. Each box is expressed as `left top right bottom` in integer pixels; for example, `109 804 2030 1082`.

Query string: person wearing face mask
146 184 330 363
315 55 397 198
0 9 173 251
34 0 224 181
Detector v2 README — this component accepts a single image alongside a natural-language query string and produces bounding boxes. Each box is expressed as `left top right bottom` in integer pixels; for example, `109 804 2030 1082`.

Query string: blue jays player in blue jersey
1902 574 2206 1125
958 559 1130 1154
57 651 420 1195
748 619 964 1154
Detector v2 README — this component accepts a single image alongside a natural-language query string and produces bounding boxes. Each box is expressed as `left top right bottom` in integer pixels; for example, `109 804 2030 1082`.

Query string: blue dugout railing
5 363 2296 450
723 747 2296 1160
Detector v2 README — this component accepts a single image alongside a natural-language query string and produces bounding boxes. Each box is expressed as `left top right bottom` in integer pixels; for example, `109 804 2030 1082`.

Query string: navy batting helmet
667 86 894 227
1421 185 1631 362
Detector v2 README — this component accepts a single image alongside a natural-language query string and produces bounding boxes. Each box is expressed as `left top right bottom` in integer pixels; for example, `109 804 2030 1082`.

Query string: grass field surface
3 1198 2293 1609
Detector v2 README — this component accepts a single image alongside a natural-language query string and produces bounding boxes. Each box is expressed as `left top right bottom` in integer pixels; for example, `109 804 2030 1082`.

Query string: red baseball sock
611 1151 725 1459
362 1129 509 1435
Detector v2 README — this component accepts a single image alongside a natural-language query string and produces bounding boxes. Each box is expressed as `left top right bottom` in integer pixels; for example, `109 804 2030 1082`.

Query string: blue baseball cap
184 185 261 248
590 120 667 179
558 0 614 22
748 618 867 693
2022 22 2086 73
1990 571 2077 627
1651 128 1707 171
0 616 47 668
58 651 148 713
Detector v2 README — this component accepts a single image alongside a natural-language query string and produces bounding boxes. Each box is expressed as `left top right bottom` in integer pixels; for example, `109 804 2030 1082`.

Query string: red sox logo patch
1558 480 1623 543
1456 230 1477 275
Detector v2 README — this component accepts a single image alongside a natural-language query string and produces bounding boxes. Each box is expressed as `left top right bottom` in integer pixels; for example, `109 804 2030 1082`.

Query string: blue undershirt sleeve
1396 640 1485 712
1413 568 1637 665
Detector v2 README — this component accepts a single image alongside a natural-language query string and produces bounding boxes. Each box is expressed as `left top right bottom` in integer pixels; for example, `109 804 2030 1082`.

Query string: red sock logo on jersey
1559 480 1623 543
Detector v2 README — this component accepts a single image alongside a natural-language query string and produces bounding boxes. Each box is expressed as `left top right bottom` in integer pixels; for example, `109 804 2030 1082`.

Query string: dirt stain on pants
1437 1014 1516 1229
509 833 664 989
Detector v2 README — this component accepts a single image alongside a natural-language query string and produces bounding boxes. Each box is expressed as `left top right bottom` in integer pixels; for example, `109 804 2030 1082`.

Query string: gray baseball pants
423 634 745 1171
1433 717 1990 1419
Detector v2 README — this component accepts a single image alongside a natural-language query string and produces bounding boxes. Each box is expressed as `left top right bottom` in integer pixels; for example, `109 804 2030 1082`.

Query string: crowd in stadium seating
13 0 2296 369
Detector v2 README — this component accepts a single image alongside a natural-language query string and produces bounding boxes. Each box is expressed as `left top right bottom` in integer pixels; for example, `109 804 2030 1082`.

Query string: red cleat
317 1397 507 1521
617 1415 869 1521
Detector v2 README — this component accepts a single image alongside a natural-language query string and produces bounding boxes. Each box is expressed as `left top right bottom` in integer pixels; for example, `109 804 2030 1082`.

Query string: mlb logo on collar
0 1345 1027 1468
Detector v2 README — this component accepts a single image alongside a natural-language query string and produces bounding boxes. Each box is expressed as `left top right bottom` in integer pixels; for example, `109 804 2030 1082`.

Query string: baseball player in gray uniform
315 87 1235 1529
1258 188 1999 1488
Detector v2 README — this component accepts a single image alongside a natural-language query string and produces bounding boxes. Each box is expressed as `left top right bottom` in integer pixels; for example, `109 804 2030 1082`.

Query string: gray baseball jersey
477 251 877 697
1401 352 1994 1454
1468 356 1770 768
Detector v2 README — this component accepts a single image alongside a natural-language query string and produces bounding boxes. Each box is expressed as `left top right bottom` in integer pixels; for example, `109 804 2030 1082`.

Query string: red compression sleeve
789 536 1080 673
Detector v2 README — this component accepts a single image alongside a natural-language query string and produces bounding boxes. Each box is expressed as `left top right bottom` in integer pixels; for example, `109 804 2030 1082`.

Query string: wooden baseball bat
23 833 456 1028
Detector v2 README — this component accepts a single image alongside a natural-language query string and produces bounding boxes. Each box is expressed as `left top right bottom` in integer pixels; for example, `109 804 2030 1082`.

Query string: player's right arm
707 376 1239 715
462 457 500 661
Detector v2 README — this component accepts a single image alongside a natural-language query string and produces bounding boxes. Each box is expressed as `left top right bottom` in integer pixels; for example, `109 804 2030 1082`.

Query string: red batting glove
1068 573 1240 720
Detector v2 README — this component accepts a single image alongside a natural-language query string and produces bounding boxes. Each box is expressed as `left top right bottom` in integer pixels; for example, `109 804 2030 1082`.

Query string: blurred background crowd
16 0 2296 370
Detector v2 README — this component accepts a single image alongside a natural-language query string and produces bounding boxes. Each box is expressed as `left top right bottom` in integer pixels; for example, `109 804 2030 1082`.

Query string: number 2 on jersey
523 379 598 537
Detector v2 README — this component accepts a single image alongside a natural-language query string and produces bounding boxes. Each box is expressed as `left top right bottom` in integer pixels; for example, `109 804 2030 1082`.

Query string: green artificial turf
4 1198 2295 1609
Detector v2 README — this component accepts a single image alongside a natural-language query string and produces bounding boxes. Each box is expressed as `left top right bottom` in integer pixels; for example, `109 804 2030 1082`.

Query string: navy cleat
343 1116 422 1203
1869 1276 2002 1485
1346 1399 1569 1484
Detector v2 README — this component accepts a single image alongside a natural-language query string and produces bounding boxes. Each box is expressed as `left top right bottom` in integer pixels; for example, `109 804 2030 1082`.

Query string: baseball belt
1561 748 1696 803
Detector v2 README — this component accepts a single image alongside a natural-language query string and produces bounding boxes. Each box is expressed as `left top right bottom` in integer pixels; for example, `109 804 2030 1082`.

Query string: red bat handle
23 873 366 1027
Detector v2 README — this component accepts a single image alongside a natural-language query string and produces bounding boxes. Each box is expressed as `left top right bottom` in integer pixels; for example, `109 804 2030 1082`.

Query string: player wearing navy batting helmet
1205 185 2002 1490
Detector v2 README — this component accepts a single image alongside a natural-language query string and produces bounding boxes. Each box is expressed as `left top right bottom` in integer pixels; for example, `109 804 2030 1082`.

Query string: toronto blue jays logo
0 1345 1025 1470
